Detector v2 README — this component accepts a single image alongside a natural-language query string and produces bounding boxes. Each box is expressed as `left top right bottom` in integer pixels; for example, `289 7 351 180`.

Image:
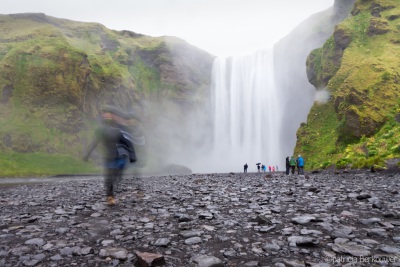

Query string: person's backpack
289 158 296 166
118 131 137 163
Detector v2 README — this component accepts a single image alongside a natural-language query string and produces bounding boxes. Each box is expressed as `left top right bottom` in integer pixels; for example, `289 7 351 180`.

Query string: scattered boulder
1 171 400 266
134 251 166 267
368 17 390 36
191 255 224 267
334 25 352 50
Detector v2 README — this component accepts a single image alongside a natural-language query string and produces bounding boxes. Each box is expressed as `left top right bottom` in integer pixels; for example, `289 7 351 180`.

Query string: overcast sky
2 0 334 57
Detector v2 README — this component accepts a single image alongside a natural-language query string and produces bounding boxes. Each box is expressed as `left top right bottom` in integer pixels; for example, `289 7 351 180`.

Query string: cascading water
210 49 282 172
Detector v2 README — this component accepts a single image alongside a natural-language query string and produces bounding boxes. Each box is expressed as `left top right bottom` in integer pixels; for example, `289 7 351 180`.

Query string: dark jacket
84 123 136 163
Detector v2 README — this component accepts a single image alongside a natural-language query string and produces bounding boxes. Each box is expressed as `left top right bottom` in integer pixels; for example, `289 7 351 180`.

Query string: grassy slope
0 14 213 177
296 0 400 170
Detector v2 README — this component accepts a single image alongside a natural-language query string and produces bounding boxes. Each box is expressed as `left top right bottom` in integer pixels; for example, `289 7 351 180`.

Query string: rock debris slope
1 171 400 266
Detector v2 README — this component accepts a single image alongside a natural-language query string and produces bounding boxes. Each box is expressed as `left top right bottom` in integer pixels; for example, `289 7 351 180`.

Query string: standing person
257 164 260 173
285 156 290 175
83 106 143 205
289 156 297 175
297 155 305 175
244 163 248 173
268 165 272 172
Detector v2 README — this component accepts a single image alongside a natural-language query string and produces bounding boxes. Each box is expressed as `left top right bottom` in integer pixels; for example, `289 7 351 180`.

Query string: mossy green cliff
274 0 356 159
296 0 400 170
0 13 214 176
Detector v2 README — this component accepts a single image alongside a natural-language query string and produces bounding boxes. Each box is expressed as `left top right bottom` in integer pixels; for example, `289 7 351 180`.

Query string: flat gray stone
379 245 400 254
185 236 202 245
263 243 281 251
366 228 388 238
291 215 316 225
191 255 224 267
99 248 128 260
25 238 46 246
180 230 203 238
332 244 371 257
153 238 171 247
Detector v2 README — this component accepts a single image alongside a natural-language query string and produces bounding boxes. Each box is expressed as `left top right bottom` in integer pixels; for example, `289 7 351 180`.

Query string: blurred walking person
83 105 144 205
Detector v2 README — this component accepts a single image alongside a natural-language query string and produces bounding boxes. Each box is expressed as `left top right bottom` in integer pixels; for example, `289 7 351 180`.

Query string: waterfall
210 49 282 172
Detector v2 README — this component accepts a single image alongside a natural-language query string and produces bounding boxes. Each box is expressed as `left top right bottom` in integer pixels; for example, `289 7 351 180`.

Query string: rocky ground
1 170 400 267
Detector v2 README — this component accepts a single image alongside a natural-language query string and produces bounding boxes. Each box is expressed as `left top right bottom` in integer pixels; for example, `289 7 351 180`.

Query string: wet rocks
287 236 319 247
1 170 400 266
290 215 317 225
191 254 224 267
135 251 165 267
99 247 129 260
332 243 371 257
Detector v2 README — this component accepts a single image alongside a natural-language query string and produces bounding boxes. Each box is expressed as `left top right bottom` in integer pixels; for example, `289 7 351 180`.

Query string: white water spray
210 49 282 172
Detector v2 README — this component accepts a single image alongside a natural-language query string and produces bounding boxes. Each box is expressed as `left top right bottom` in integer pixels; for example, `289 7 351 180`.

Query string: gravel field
1 170 400 267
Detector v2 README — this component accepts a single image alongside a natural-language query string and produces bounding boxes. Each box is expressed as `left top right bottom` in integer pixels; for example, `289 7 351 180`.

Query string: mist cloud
3 0 334 57
315 88 331 104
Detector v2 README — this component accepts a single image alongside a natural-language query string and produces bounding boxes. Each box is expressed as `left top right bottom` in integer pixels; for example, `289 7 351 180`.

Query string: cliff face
273 0 356 159
296 0 400 169
0 13 214 174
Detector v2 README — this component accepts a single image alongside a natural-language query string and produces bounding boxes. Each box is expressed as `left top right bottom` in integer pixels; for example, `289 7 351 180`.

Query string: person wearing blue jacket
297 155 305 175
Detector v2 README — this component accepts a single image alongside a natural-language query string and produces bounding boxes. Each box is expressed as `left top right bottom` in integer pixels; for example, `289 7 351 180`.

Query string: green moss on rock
297 0 400 170
0 13 214 176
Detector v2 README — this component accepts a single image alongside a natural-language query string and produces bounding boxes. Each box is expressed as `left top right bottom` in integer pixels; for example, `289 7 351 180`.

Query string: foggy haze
1 0 342 174
3 0 334 57
155 0 351 174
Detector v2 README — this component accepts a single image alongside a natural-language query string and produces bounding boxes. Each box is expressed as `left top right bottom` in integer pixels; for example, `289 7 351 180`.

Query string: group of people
243 163 279 173
285 155 305 175
260 164 278 172
244 155 305 175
